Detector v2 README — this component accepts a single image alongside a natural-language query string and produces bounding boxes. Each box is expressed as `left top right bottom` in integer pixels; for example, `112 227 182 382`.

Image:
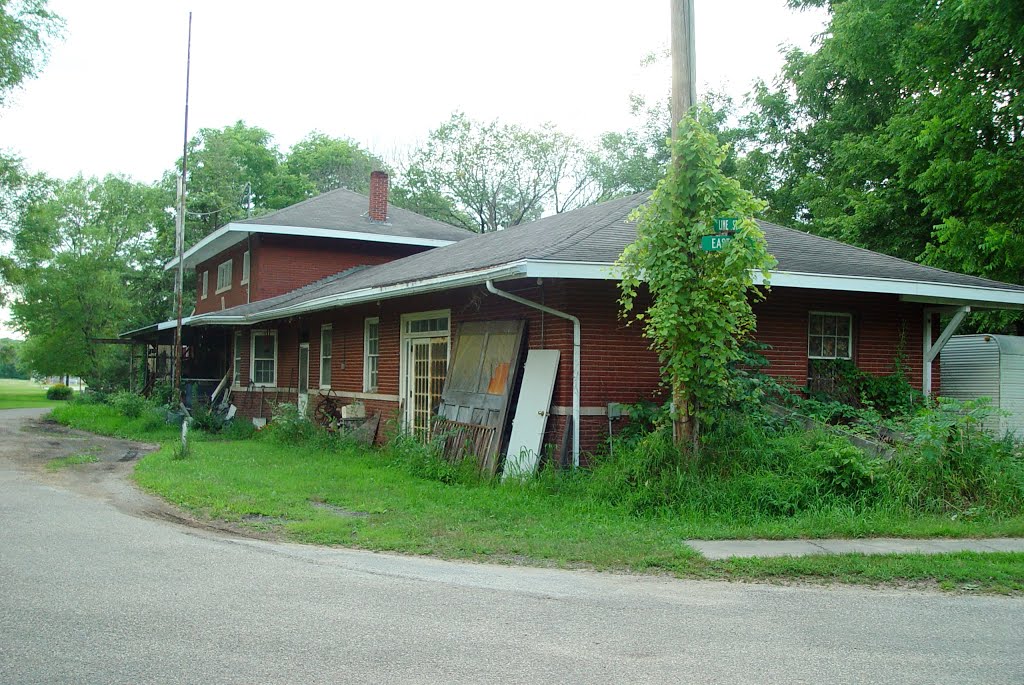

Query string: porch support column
486 280 581 468
923 305 970 397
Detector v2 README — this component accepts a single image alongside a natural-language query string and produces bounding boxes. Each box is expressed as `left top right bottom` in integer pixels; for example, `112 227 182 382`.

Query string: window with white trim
250 329 277 386
216 259 233 293
233 330 243 385
201 271 209 299
319 324 333 388
808 312 853 360
364 317 379 392
241 250 250 285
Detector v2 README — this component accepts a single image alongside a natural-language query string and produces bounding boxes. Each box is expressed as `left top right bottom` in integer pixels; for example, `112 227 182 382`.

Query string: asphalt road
1 412 1022 684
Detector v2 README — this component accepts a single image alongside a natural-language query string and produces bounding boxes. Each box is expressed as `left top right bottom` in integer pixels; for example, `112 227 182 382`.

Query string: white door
297 343 310 417
406 337 448 439
502 349 561 479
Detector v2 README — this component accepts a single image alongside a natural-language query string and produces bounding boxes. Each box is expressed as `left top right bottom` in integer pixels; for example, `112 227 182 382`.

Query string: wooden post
671 0 697 132
670 0 698 452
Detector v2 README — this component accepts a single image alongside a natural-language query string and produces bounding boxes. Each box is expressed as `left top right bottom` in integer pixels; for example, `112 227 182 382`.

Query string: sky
0 0 828 336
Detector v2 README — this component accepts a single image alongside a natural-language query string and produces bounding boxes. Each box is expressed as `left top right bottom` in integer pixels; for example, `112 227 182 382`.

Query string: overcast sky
0 0 828 336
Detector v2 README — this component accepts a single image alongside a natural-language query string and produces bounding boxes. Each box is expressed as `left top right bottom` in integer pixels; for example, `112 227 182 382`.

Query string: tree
739 0 1024 289
591 90 750 201
5 175 169 387
618 114 775 456
285 132 386 195
174 121 307 245
0 0 62 107
0 338 27 378
406 113 595 232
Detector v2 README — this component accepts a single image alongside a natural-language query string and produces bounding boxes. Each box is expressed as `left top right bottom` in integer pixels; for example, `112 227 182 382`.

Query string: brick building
128 176 1024 467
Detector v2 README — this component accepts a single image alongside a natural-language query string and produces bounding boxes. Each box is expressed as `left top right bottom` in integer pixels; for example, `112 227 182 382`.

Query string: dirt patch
0 408 237 537
310 501 369 518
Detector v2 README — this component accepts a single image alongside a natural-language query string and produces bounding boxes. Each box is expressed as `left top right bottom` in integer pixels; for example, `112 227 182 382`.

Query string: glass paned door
297 343 310 417
407 337 448 439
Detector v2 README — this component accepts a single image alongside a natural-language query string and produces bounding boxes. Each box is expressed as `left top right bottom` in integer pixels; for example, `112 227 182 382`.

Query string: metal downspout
485 280 581 467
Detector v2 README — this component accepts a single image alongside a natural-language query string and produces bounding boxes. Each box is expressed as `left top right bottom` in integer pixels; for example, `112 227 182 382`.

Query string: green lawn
49 402 1024 594
0 378 67 409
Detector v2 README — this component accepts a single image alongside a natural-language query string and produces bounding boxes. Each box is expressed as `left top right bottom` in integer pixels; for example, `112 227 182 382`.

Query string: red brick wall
194 242 251 314
226 280 932 457
193 235 429 315
251 234 425 302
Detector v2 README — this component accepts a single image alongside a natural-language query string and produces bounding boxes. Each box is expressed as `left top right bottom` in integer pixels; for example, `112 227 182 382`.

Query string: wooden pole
671 0 697 452
670 0 697 134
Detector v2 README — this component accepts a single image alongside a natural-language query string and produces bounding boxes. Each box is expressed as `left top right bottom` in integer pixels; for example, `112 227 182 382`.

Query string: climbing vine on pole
618 112 775 456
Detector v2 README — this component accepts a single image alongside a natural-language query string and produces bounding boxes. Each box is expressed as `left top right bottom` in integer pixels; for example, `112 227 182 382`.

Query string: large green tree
175 121 307 245
6 175 169 386
740 0 1024 286
284 132 386 196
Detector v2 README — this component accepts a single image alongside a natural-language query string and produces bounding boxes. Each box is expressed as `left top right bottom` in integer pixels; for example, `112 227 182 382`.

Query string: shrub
110 391 147 418
260 403 341 451
384 433 481 486
892 397 1024 514
46 383 73 401
190 404 225 433
72 390 108 405
220 418 257 440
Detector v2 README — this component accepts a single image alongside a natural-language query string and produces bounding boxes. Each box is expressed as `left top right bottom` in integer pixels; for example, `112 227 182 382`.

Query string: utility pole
670 0 697 448
670 0 697 137
172 12 192 404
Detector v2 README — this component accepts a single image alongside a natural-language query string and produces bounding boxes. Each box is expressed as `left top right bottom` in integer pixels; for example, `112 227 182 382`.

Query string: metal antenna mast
172 12 192 403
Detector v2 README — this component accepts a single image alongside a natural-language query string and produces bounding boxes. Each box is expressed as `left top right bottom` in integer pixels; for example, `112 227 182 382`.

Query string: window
241 250 250 285
364 317 380 392
406 315 448 334
808 312 853 360
319 324 332 388
233 331 243 385
216 259 233 293
250 329 277 386
201 271 209 300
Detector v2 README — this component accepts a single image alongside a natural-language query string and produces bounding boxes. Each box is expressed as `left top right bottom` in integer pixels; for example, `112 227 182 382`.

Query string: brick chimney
368 171 389 222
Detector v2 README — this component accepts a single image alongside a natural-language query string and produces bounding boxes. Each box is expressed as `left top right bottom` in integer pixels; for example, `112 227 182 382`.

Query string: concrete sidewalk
687 537 1024 560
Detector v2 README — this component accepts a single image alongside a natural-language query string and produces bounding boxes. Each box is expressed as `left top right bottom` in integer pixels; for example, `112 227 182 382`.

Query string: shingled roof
167 185 474 271
235 187 474 243
191 191 1024 324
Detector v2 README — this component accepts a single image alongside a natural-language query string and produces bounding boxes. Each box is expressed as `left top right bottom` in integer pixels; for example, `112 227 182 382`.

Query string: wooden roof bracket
922 305 970 397
486 280 581 468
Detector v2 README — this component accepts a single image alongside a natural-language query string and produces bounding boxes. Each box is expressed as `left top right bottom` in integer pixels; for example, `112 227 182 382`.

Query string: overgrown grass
46 454 100 471
52 398 1024 593
50 401 179 442
0 378 66 409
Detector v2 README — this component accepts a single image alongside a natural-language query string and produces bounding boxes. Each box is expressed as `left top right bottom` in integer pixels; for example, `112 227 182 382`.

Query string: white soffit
165 223 457 271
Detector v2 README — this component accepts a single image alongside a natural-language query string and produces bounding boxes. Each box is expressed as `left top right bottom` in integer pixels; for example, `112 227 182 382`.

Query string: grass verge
50 404 1024 594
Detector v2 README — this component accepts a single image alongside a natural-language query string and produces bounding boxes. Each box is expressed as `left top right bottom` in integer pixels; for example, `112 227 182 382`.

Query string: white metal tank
940 334 1024 437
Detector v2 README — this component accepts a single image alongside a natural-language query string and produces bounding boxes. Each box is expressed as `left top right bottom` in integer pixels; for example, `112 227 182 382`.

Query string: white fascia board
761 270 1024 308
237 223 457 248
165 223 457 271
164 225 244 271
193 262 530 326
523 260 621 280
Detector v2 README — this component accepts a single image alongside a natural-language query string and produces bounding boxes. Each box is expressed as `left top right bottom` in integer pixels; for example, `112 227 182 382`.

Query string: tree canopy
741 0 1024 289
0 0 62 107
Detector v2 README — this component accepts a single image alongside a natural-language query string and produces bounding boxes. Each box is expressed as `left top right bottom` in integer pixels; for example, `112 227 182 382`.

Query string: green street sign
701 234 733 251
714 217 739 232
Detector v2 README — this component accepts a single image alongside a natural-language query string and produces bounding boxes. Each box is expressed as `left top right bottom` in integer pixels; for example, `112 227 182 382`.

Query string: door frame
398 309 451 431
297 342 310 417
